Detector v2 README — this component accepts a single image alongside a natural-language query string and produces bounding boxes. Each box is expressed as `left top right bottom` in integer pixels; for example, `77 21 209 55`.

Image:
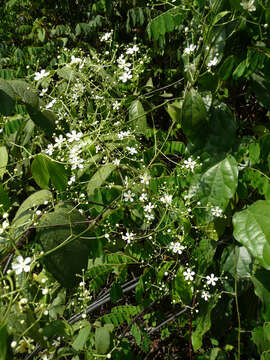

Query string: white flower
122 231 135 244
66 130 83 143
184 63 196 73
117 55 131 70
240 0 256 11
126 45 139 55
54 135 66 149
184 44 196 55
119 71 132 83
145 213 155 222
46 99 56 109
40 88 48 97
69 156 84 170
101 31 113 42
126 146 137 155
112 101 120 110
169 242 185 255
12 256 32 275
206 273 218 286
34 69 49 81
207 56 219 68
211 206 222 217
68 175 75 185
45 144 54 156
42 288 49 295
160 194 173 206
140 173 151 185
117 131 130 140
201 291 211 301
183 268 195 281
2 219 9 229
70 55 82 64
123 190 135 202
139 193 148 202
183 157 196 171
144 202 154 213
113 159 120 166
11 341 17 348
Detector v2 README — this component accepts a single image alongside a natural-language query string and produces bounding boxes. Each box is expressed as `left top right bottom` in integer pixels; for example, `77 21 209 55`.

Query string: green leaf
218 55 236 80
47 160 68 192
191 155 238 211
0 184 10 212
131 323 142 346
251 73 270 110
232 60 246 79
251 269 270 320
172 266 192 304
95 324 113 354
72 324 91 351
129 100 147 133
233 200 270 269
48 289 66 320
31 154 50 189
0 146 8 179
87 164 116 197
43 320 72 338
222 246 252 277
249 142 260 165
37 203 91 288
0 78 15 115
57 66 76 81
0 324 8 360
167 101 182 123
110 282 123 303
252 325 270 355
181 88 208 146
192 296 218 351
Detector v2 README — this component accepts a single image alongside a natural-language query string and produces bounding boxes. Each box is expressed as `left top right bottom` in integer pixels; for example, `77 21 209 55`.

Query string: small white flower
66 130 83 143
201 291 211 301
207 56 219 68
101 31 113 42
139 193 148 202
45 99 56 109
112 101 120 110
123 190 135 202
34 69 49 81
160 194 173 206
126 45 139 55
54 135 66 149
184 44 196 55
183 157 197 171
113 159 120 166
40 88 48 97
122 231 135 244
206 273 218 286
144 202 154 213
11 341 17 348
211 206 223 217
117 55 131 70
183 268 195 281
70 55 82 64
126 146 137 155
145 213 155 221
68 175 76 186
119 71 132 83
36 210 42 216
42 288 49 295
45 144 54 156
12 256 32 275
240 0 256 11
117 130 130 140
70 156 84 170
169 242 185 255
2 219 9 229
140 173 151 185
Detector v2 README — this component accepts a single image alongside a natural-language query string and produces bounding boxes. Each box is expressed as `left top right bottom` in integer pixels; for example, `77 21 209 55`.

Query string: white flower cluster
169 241 185 255
117 130 131 140
160 194 173 206
69 143 84 170
182 157 197 172
143 202 155 222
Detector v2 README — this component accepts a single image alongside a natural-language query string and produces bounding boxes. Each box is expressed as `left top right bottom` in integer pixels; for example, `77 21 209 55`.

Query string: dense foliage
1 0 270 359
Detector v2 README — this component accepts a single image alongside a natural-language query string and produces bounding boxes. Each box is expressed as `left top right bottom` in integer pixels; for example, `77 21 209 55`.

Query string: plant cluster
1 0 270 359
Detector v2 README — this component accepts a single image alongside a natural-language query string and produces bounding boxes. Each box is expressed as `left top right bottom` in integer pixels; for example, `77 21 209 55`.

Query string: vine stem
234 246 241 360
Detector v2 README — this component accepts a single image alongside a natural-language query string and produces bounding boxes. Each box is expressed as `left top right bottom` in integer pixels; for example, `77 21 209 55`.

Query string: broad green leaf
232 60 246 79
110 282 123 303
48 289 66 320
7 80 39 108
181 88 208 146
251 269 270 320
192 296 218 351
11 190 53 243
222 246 252 277
233 200 270 269
31 154 50 189
131 323 142 346
57 66 76 81
95 324 113 354
129 100 147 133
37 203 91 288
252 325 270 355
190 155 238 211
47 160 68 192
249 142 260 165
218 55 236 80
204 104 236 152
0 146 8 179
205 27 226 67
251 73 270 110
167 101 182 123
43 320 72 338
172 266 192 304
3 115 24 136
87 163 116 197
72 324 91 351
0 78 15 115
26 104 56 136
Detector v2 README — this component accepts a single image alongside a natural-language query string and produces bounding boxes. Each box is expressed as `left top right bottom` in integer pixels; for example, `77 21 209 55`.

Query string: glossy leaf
72 324 91 351
0 146 8 179
233 200 270 269
95 324 113 354
0 78 15 115
37 203 91 288
31 154 50 189
87 163 116 197
129 100 147 133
